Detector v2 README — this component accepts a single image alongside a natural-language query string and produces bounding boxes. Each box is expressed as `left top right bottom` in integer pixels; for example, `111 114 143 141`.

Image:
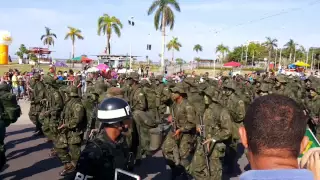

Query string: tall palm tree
97 14 123 55
41 27 57 48
263 37 278 72
65 27 84 59
166 37 182 63
193 44 203 53
147 0 181 69
216 44 230 62
284 39 298 63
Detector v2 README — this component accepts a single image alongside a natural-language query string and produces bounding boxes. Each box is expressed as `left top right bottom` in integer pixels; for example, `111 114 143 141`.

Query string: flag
299 128 320 158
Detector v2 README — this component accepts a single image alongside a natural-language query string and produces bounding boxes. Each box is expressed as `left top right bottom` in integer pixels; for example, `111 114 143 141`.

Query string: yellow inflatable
0 31 12 65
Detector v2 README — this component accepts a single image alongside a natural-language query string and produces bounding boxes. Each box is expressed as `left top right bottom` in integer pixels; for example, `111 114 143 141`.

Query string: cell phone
114 168 140 180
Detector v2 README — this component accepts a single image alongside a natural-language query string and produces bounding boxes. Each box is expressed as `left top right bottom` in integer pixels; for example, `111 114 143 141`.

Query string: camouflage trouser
189 140 225 180
41 118 58 141
162 131 194 168
55 131 82 164
0 120 6 170
29 106 42 131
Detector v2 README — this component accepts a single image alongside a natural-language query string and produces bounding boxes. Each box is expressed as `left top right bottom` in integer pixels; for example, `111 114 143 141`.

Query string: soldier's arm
214 109 232 141
66 104 85 129
137 90 147 111
180 104 196 132
68 142 101 180
34 83 46 103
236 100 246 122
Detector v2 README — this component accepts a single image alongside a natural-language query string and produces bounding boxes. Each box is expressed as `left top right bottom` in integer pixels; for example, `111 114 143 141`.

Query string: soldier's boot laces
49 148 57 157
59 163 75 176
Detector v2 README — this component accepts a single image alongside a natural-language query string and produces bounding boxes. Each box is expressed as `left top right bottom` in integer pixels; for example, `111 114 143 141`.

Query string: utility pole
311 48 314 71
245 42 249 65
275 48 278 69
128 16 134 70
241 45 244 62
279 48 282 69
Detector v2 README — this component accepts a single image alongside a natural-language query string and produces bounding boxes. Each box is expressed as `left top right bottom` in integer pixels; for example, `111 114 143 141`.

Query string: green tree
193 44 203 53
97 14 123 55
216 44 230 62
15 44 28 59
227 46 243 62
166 37 182 62
40 27 57 48
263 37 278 72
148 0 181 68
284 39 298 63
65 27 84 59
175 58 184 71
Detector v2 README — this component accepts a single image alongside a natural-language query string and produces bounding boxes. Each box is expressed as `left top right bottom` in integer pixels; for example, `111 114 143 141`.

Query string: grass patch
0 63 71 75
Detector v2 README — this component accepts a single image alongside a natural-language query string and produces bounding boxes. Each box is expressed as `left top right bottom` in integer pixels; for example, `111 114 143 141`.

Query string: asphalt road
0 100 248 180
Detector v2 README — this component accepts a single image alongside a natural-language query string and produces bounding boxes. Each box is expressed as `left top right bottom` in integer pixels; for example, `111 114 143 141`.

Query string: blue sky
0 0 319 62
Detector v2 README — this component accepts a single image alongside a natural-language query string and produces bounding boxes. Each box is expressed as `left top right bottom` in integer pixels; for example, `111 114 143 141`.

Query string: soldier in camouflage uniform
127 72 147 164
273 75 296 101
189 86 232 180
55 86 85 176
41 76 64 156
254 83 270 99
162 83 197 179
222 80 246 173
306 84 320 140
184 77 206 115
155 75 171 121
28 77 37 128
30 73 46 135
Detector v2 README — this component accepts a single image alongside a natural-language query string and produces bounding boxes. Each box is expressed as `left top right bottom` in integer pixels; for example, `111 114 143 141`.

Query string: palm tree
65 27 84 67
193 44 203 53
166 37 182 63
41 27 57 48
147 0 181 69
284 39 298 63
216 44 230 62
97 14 123 55
175 58 184 71
263 37 278 72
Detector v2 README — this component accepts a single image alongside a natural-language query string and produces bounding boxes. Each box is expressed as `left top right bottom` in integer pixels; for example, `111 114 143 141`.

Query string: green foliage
41 27 57 47
166 37 182 51
147 0 181 31
65 27 84 43
29 54 38 61
193 44 203 53
15 44 28 59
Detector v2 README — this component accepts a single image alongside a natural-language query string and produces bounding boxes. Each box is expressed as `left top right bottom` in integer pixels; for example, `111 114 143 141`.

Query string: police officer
67 97 132 180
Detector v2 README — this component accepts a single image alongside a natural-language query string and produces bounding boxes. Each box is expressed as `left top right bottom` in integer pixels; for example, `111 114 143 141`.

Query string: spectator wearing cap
239 94 314 180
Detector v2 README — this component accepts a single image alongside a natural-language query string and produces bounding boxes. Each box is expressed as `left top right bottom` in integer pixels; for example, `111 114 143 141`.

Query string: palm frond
168 0 181 12
112 24 121 37
147 0 160 15
154 8 161 30
64 34 70 40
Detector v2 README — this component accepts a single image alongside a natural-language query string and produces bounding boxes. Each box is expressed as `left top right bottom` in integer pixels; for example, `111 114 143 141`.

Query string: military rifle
199 115 211 176
171 106 180 165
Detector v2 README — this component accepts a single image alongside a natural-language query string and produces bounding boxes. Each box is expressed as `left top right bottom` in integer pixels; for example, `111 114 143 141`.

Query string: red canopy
81 57 93 63
223 61 241 67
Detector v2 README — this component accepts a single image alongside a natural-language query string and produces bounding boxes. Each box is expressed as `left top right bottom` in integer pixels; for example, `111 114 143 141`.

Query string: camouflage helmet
259 83 269 92
203 86 218 102
110 79 118 87
33 73 41 80
155 75 163 81
43 75 55 85
140 79 150 86
86 77 93 82
129 72 139 81
69 86 79 97
224 80 237 90
170 83 186 94
106 87 124 98
276 75 287 83
0 83 10 92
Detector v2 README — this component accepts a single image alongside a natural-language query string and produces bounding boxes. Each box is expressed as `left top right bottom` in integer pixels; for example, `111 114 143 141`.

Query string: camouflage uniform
162 83 197 179
189 86 232 180
55 86 85 176
29 73 46 133
273 75 297 102
306 85 320 140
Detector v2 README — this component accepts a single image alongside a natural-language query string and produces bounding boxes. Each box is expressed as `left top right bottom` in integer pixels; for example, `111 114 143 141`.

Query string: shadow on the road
134 156 170 180
6 142 52 161
0 157 61 180
6 127 35 136
6 134 43 150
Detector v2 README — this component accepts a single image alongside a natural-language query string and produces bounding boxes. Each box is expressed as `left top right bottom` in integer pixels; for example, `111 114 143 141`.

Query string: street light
128 16 134 70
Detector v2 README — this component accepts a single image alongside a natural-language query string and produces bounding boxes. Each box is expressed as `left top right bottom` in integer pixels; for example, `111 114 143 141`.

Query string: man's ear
300 136 309 154
239 126 248 149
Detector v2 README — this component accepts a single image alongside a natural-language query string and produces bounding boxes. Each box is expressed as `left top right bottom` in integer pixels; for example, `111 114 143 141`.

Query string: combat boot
59 162 75 176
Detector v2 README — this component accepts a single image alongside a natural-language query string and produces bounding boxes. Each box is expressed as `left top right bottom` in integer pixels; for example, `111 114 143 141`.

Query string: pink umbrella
223 61 241 67
96 64 109 71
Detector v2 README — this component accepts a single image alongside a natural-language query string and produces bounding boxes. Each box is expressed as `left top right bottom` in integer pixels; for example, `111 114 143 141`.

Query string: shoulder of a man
240 169 314 180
